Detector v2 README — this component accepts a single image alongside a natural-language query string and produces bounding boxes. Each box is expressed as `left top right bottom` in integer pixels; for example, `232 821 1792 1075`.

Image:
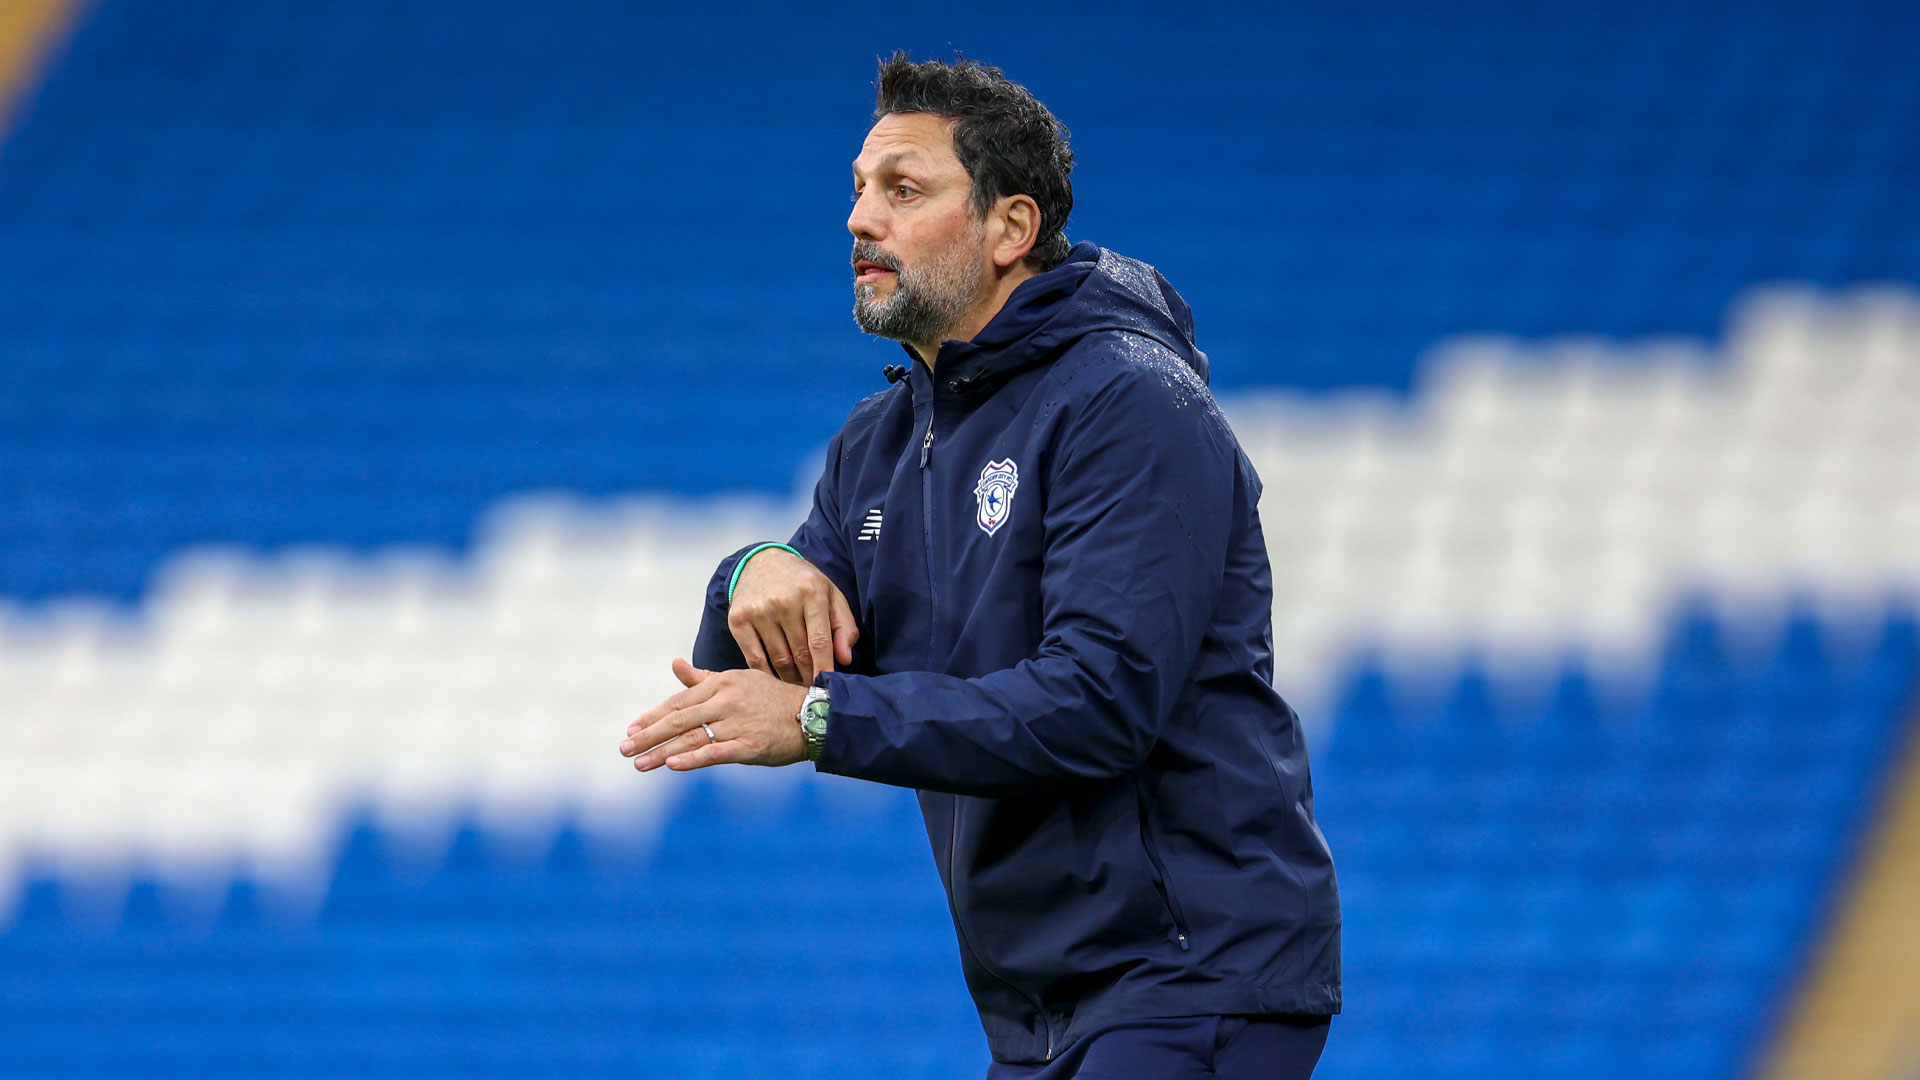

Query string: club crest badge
973 458 1020 536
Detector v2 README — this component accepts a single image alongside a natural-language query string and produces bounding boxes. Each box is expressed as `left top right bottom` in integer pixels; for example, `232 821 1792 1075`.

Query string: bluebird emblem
973 458 1020 536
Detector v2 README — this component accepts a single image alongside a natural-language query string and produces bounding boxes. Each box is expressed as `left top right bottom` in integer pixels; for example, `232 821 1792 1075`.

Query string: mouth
853 259 897 285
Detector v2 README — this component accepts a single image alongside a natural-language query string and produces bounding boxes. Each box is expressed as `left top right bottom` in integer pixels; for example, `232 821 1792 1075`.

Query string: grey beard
852 233 983 346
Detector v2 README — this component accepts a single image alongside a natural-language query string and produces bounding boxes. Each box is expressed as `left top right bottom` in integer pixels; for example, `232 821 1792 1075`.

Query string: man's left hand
620 658 809 772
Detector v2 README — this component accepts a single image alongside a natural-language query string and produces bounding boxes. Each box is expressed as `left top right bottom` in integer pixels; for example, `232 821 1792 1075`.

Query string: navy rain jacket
693 242 1341 1064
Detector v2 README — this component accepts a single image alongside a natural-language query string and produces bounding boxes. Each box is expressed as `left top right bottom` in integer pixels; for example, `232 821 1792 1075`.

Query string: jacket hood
919 242 1212 388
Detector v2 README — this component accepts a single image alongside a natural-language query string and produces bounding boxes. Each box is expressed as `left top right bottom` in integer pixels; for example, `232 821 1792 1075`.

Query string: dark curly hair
873 52 1075 272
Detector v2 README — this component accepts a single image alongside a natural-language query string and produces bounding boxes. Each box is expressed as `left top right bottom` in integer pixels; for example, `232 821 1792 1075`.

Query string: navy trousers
985 1015 1331 1080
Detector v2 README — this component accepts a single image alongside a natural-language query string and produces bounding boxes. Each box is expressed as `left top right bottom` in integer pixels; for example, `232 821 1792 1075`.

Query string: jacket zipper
922 393 1055 1061
1136 781 1192 951
919 416 936 667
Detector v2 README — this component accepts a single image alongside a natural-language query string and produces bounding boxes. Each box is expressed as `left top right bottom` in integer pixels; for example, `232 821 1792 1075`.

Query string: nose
847 187 885 241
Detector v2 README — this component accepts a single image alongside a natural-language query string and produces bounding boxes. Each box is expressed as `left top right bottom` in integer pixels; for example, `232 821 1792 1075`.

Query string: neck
910 261 1039 369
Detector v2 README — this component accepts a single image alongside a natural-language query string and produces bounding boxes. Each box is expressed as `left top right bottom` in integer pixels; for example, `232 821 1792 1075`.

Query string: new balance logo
858 508 884 541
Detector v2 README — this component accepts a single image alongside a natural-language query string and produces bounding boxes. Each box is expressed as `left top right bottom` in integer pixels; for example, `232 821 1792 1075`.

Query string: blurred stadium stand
2 1 1918 1078
1316 604 1916 1079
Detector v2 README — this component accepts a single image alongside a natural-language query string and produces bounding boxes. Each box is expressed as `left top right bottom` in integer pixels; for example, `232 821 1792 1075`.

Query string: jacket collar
891 242 1210 395
897 242 1104 393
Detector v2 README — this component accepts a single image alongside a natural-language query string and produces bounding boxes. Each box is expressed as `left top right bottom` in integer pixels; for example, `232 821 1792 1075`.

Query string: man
619 53 1341 1079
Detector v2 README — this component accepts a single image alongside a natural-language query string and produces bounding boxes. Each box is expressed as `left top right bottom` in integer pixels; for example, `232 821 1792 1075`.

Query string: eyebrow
851 151 926 179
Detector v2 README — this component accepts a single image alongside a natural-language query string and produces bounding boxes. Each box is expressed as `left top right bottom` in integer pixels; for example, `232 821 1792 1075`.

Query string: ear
990 194 1040 269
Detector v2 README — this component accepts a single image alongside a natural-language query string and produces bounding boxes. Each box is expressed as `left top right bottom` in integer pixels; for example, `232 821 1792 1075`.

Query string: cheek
908 218 977 268
897 221 939 259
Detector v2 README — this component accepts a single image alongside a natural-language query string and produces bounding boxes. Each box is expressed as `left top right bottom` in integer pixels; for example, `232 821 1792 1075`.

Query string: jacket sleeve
816 364 1237 797
690 429 862 672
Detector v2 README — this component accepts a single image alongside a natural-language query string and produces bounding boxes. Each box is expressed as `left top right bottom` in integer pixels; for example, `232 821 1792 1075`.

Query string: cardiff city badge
973 458 1020 536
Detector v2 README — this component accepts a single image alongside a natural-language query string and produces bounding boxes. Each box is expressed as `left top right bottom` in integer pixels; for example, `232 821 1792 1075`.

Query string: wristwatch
797 684 830 761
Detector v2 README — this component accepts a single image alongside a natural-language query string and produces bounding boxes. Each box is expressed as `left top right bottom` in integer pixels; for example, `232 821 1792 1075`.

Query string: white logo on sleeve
858 507 883 540
973 458 1020 536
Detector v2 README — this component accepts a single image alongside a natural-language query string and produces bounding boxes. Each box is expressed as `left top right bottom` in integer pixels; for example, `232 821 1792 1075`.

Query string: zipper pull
920 427 934 468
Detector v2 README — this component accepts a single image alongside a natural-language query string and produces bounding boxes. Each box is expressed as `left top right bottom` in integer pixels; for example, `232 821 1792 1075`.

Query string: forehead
853 112 963 176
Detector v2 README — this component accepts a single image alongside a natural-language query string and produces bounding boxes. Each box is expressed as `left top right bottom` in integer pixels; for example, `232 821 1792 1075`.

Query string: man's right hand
726 547 858 685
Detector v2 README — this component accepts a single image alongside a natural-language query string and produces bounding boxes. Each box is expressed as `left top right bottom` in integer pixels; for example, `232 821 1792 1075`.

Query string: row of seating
1308 601 1913 1080
2 601 1907 1080
3 0 1919 607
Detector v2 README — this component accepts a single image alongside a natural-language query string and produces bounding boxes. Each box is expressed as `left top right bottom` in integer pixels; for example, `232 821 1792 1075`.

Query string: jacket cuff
689 542 763 672
812 670 862 776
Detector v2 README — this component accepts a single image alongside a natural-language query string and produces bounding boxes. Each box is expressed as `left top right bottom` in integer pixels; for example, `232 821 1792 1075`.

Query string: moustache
851 241 901 273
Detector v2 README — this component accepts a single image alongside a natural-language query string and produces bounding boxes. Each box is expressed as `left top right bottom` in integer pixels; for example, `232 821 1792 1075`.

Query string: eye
893 185 917 200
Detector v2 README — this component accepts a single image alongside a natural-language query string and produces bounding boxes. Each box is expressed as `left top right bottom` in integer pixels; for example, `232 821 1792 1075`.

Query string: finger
753 613 803 685
628 700 727 760
727 607 774 676
623 674 725 739
828 586 857 666
663 737 754 772
798 587 834 682
774 600 814 683
635 699 725 753
635 716 729 770
672 658 712 689
631 725 705 769
626 669 726 736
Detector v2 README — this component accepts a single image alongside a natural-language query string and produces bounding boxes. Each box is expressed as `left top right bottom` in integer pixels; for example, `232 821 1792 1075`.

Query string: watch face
801 700 830 736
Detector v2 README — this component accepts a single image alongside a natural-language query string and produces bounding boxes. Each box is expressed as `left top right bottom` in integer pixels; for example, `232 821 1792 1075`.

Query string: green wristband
727 542 803 604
